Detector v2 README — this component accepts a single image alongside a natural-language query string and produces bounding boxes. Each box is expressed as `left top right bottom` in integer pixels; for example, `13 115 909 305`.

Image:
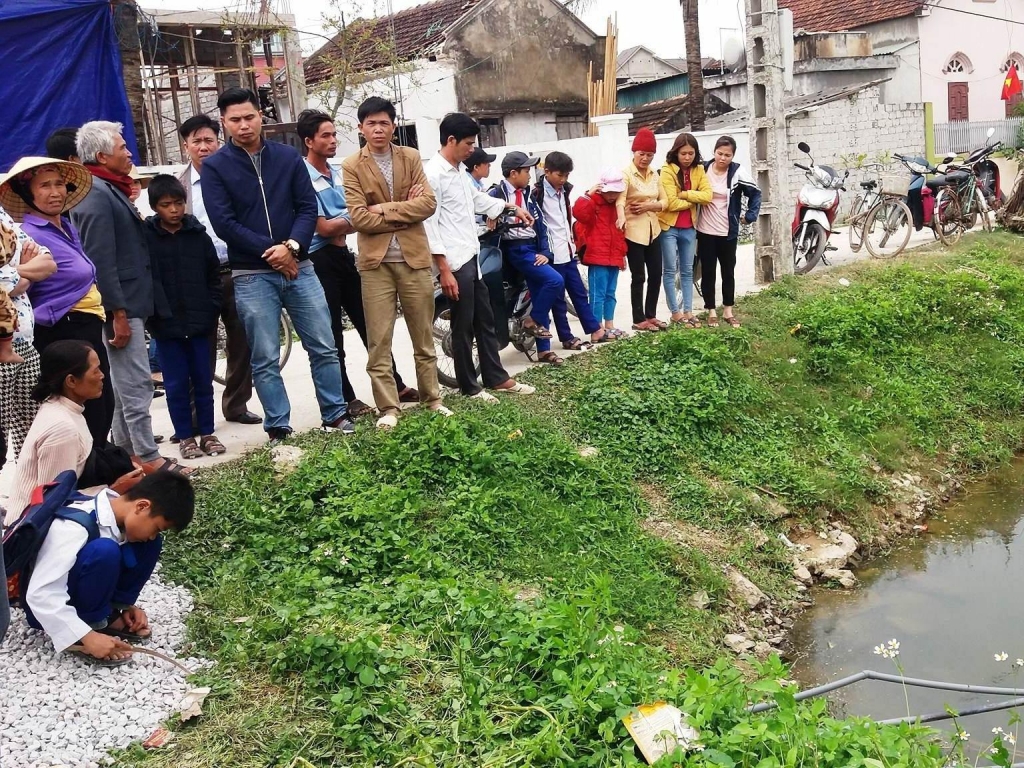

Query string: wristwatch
283 239 300 256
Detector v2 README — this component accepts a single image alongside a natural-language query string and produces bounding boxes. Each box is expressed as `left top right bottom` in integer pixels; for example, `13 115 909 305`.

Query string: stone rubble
0 568 207 768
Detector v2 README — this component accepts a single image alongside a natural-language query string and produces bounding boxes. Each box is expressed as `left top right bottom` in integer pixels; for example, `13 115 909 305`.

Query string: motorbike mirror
986 127 996 139
797 141 811 154
936 163 948 174
942 152 957 163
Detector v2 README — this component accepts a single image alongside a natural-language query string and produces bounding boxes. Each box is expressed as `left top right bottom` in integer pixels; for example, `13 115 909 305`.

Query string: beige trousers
360 261 440 413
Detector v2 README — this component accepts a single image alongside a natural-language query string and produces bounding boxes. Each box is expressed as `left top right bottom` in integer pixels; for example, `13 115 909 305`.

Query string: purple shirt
20 213 98 327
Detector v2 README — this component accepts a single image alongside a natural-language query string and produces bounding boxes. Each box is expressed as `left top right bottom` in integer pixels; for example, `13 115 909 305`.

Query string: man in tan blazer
342 97 445 428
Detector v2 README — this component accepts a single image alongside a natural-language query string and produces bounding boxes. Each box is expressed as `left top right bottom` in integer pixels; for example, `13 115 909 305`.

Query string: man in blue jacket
201 88 352 443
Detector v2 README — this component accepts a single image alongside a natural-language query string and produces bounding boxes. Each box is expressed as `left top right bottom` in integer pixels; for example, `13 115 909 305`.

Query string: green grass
119 233 1024 767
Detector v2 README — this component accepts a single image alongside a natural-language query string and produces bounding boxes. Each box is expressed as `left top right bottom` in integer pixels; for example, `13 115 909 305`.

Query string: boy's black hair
439 113 479 146
45 128 79 161
147 174 187 208
357 97 397 124
217 87 260 114
296 109 334 152
123 473 195 532
544 151 574 174
179 114 219 141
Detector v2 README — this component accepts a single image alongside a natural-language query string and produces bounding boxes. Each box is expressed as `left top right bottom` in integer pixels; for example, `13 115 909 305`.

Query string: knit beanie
631 127 657 153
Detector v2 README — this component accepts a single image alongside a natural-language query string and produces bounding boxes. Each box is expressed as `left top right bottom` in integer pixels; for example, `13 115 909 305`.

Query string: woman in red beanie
616 127 668 331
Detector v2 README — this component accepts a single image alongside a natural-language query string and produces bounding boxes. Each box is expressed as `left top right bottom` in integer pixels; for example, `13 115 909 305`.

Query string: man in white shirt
25 473 194 665
423 113 535 401
176 114 259 426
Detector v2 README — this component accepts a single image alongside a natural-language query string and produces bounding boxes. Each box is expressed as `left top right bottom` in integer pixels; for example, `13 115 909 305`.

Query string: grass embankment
123 233 1024 767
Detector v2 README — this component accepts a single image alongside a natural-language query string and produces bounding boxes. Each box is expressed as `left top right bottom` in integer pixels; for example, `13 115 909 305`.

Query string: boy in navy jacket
145 175 225 459
489 152 567 365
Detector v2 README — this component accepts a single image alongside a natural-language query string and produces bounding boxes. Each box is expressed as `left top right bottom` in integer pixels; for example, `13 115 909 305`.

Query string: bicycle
212 310 293 386
847 165 913 259
934 163 994 247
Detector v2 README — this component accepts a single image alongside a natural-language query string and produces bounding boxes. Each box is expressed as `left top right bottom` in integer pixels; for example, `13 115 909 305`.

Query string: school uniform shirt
539 179 574 264
617 162 667 246
25 490 123 653
423 153 506 273
498 180 537 241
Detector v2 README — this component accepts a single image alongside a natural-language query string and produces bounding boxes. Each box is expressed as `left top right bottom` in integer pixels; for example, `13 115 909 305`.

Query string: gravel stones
0 567 207 768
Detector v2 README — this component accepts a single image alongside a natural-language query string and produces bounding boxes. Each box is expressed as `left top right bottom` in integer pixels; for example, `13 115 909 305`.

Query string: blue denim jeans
587 265 619 323
502 241 566 354
661 226 697 314
157 334 215 439
233 263 346 430
552 259 599 336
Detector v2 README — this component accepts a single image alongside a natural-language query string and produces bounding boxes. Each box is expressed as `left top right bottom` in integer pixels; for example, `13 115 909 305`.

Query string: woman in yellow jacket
658 133 712 328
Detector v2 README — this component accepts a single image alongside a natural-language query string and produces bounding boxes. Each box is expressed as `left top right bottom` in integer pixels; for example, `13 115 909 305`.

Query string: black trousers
213 270 254 419
697 232 738 309
33 311 114 446
448 256 509 395
626 236 662 324
311 243 406 403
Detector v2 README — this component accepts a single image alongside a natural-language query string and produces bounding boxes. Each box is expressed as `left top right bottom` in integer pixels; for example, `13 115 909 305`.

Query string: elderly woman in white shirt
4 341 143 526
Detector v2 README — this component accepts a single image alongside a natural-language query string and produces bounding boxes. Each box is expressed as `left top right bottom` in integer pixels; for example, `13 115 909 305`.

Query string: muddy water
789 460 1024 744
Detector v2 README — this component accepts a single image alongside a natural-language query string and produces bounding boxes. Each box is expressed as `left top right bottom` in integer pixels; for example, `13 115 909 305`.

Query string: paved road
0 220 950 492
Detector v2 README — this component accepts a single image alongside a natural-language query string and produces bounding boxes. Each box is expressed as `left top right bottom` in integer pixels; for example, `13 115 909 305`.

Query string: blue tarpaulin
0 0 138 172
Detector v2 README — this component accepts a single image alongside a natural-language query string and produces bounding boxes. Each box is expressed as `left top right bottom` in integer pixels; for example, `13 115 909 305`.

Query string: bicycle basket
880 174 910 197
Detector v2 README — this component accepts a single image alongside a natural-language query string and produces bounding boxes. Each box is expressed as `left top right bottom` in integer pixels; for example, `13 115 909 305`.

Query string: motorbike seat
859 180 878 190
945 170 970 184
925 175 948 190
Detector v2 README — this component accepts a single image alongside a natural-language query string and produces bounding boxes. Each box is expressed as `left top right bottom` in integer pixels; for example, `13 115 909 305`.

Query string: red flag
1002 66 1023 100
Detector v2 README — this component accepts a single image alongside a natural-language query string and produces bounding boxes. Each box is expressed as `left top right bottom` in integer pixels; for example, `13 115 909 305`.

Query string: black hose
877 696 1024 725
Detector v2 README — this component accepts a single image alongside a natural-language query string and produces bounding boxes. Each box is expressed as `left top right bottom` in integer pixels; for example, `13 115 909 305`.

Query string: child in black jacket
145 175 225 459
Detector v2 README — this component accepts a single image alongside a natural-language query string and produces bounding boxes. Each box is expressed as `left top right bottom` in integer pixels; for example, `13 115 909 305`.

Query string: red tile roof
779 0 922 32
305 0 483 85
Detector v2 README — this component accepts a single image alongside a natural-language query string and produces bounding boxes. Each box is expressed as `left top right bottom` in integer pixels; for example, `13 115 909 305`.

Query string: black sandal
538 352 564 366
523 322 553 339
562 338 592 351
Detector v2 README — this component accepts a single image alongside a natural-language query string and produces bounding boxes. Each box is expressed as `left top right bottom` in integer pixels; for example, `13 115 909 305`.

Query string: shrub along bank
122 234 1024 767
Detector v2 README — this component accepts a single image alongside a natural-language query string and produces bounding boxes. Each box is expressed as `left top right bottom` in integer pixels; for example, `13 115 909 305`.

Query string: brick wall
785 85 925 221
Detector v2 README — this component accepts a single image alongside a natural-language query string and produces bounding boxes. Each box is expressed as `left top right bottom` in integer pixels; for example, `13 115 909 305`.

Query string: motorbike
431 215 541 389
792 141 848 275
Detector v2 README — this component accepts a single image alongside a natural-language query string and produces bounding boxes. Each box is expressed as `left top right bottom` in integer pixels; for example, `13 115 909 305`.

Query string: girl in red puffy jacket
573 169 628 339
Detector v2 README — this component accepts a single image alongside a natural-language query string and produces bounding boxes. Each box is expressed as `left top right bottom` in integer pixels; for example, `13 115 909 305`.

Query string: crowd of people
0 88 759 661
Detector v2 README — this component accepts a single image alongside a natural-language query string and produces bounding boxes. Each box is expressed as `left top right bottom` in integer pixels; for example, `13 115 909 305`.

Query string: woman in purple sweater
0 157 113 446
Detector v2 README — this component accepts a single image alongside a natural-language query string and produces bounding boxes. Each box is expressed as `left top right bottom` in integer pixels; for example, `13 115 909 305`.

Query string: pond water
789 460 1024 751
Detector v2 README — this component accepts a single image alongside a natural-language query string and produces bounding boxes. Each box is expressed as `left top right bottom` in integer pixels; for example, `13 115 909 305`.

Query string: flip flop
538 352 564 366
724 316 742 328
68 650 132 667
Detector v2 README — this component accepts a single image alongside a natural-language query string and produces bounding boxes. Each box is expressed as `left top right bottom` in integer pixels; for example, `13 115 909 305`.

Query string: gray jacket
70 175 169 320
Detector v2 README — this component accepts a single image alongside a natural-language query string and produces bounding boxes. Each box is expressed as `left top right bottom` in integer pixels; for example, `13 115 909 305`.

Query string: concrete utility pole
744 0 793 282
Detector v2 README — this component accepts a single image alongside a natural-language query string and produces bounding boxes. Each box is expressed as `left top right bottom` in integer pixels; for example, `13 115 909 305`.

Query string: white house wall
310 58 460 157
917 0 1023 122
503 112 559 145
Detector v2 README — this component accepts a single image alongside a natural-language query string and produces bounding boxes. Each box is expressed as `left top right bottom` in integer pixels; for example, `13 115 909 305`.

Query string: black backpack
3 470 98 604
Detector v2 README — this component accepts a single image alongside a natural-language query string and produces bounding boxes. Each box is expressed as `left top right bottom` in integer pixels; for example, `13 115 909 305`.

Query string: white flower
1016 658 1023 667
959 732 970 741
996 652 1009 662
614 625 624 633
993 727 1004 735
607 680 618 688
788 358 798 364
1007 733 1017 746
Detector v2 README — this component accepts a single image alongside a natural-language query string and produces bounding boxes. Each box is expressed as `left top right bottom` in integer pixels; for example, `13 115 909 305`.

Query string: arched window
1001 53 1024 73
942 52 974 75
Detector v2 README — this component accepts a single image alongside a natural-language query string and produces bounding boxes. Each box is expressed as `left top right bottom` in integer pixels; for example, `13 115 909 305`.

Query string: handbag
77 442 136 489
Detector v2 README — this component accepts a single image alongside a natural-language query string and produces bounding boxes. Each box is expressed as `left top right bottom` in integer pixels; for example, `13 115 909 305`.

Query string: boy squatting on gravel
24 473 194 665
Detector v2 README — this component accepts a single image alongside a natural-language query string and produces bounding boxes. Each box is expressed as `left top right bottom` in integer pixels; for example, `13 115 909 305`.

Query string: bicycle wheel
848 194 867 253
432 298 477 389
864 197 912 259
935 188 963 247
213 311 291 386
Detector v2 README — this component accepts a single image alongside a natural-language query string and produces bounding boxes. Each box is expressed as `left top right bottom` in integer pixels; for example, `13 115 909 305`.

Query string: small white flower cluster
873 639 900 659
995 652 1009 662
992 726 1017 746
